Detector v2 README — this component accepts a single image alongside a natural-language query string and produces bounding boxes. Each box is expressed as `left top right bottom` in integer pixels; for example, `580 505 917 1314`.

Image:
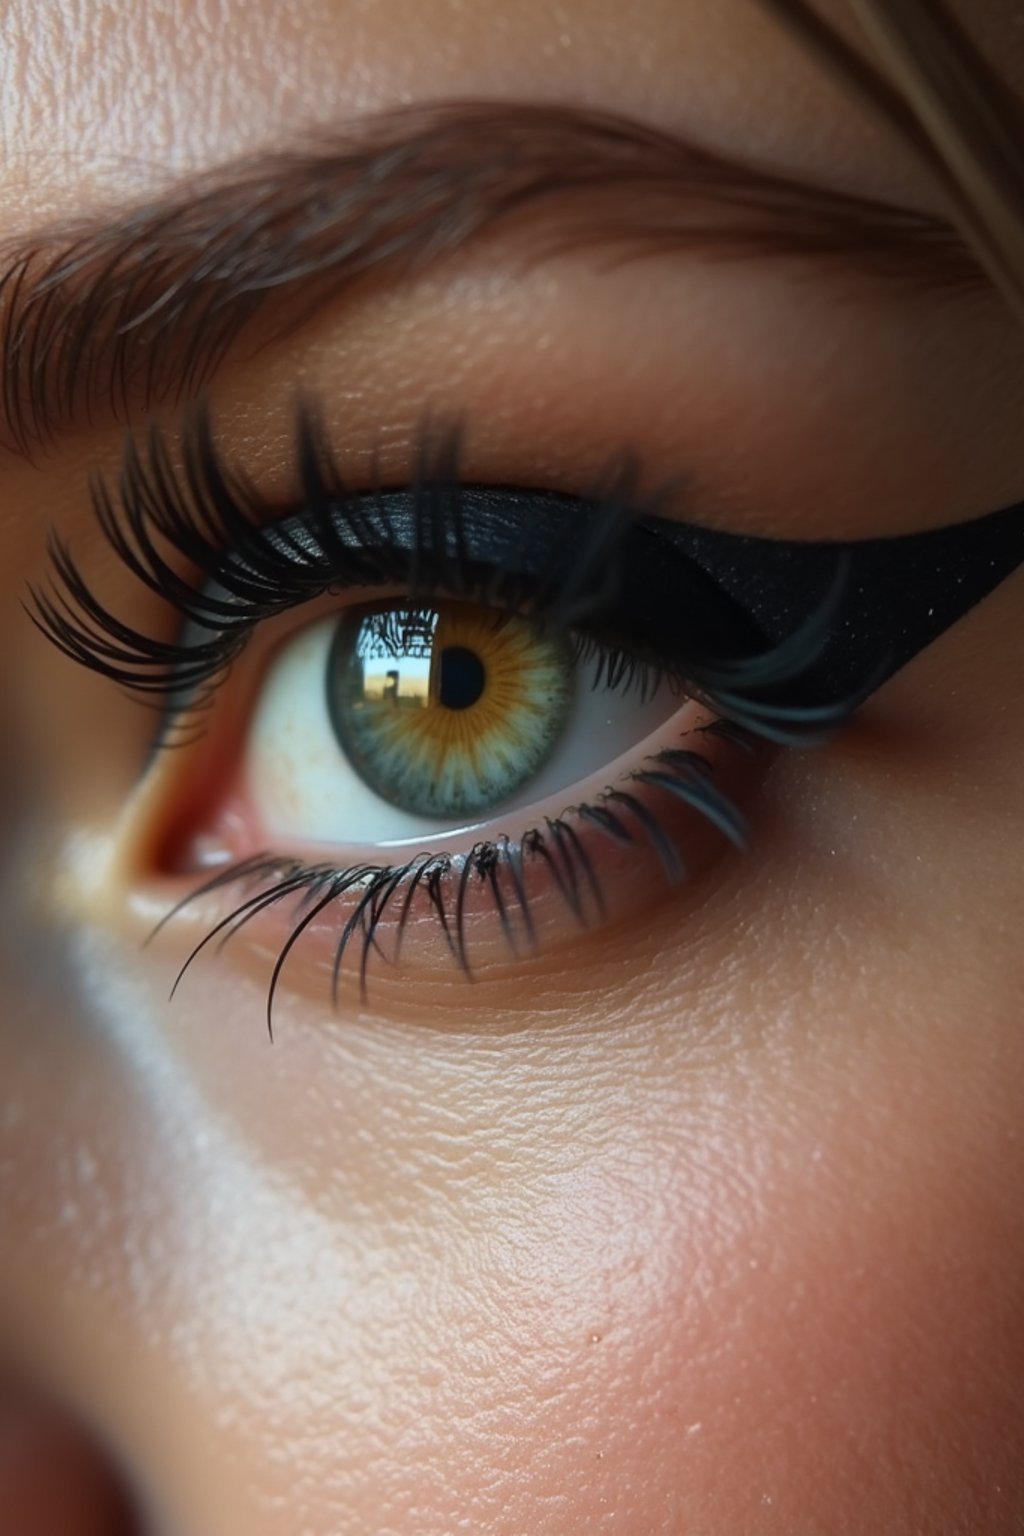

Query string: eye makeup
664 498 1024 702
32 406 1023 729
28 403 1024 1023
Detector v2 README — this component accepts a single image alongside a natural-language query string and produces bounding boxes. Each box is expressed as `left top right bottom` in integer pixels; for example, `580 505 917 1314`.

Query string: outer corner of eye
115 591 763 1014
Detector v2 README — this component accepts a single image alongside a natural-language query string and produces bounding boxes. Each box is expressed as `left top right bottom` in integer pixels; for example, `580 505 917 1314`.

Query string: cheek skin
2 906 1022 1535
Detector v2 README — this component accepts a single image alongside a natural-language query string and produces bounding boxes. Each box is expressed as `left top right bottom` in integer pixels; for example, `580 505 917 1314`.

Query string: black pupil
438 646 486 710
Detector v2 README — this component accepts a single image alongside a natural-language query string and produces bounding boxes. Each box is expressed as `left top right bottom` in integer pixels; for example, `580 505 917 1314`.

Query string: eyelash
151 726 750 1031
30 404 853 739
30 403 859 1022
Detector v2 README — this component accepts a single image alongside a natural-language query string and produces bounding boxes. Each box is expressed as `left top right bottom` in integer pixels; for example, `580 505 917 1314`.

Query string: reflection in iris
326 604 574 818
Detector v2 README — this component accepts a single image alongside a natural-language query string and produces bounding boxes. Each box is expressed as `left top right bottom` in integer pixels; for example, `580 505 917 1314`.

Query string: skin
1 2 1023 1532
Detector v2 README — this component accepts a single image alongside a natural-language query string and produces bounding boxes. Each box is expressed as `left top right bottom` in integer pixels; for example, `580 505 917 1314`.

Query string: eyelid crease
0 99 985 459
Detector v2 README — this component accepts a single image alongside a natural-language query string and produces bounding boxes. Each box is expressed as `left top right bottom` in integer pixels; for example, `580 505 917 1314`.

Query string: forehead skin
0 4 1023 1536
0 0 939 210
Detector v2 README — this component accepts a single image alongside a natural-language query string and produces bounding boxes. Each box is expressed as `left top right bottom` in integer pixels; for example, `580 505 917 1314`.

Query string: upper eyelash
27 402 862 746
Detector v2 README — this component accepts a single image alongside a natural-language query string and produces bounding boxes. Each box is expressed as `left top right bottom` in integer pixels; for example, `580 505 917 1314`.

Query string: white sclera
245 615 683 847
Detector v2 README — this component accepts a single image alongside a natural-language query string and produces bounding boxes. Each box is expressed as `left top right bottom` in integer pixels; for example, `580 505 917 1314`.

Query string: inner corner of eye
142 594 696 881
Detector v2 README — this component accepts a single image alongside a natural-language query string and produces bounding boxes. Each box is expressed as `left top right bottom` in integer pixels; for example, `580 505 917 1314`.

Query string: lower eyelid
114 713 759 1017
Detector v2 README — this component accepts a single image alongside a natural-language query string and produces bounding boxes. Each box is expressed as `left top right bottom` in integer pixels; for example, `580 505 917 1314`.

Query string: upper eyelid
29 407 764 682
28 405 866 751
29 404 1023 767
0 99 983 462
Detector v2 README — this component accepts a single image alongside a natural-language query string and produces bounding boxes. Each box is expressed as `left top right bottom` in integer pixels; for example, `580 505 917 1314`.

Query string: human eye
30 403 858 1024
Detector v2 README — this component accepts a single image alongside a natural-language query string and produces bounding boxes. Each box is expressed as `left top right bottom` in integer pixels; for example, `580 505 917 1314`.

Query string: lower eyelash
150 732 750 1035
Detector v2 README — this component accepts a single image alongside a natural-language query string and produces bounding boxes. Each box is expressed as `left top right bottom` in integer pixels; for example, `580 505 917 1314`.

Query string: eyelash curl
29 405 862 1026
151 724 751 1028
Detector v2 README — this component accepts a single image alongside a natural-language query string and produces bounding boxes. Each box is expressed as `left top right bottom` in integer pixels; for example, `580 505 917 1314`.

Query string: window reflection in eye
248 600 680 839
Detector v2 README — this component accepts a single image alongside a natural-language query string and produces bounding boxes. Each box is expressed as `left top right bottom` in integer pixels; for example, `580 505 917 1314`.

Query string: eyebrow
0 99 984 458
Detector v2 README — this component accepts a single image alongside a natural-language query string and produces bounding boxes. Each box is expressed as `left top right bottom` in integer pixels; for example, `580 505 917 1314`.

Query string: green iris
327 602 575 819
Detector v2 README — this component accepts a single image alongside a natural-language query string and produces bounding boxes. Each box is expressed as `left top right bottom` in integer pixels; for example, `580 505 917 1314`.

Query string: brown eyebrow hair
0 99 983 458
